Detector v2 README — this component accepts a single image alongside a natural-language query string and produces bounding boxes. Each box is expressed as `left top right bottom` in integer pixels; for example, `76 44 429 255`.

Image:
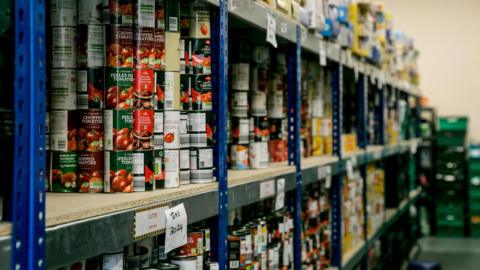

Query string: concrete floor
416 237 480 270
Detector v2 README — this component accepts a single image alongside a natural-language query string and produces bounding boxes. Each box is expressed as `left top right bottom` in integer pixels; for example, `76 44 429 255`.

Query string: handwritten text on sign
164 203 188 253
134 204 169 240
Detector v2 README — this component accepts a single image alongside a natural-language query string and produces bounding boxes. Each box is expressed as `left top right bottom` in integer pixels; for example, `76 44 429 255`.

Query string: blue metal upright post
288 25 302 270
211 1 228 269
12 0 47 269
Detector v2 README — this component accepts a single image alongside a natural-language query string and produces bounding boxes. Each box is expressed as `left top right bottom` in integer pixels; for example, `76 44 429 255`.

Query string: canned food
164 0 180 32
312 136 324 156
77 109 103 152
196 255 203 270
230 117 249 144
153 149 164 188
134 27 155 68
268 246 279 270
102 0 110 24
179 148 190 185
250 116 269 142
201 228 211 252
164 110 180 149
188 1 210 38
154 110 164 149
269 139 287 162
164 32 181 72
105 67 134 109
137 238 154 267
267 90 284 119
104 109 134 150
127 255 141 269
49 151 77 192
164 149 180 188
227 235 240 270
77 68 105 109
153 29 165 70
155 0 165 30
78 0 103 24
269 118 287 140
188 111 213 148
78 24 106 68
179 75 191 110
311 118 322 136
176 231 203 257
77 151 104 192
179 112 189 148
51 27 77 68
155 263 180 270
251 46 270 66
101 250 126 270
50 110 77 151
231 63 249 91
231 91 248 117
190 148 213 183
109 0 133 25
134 0 155 28
191 39 211 75
104 150 134 192
191 75 212 111
49 0 77 27
250 91 267 116
164 72 181 110
106 25 134 68
50 69 77 110
155 70 165 109
133 150 154 191
230 144 249 170
249 142 269 169
180 39 191 74
250 66 268 92
134 68 155 109
133 109 154 150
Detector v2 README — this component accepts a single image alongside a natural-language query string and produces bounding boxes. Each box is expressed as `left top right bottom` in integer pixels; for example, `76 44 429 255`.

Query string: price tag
275 178 285 210
133 204 169 240
266 13 278 48
280 22 287 34
319 40 327 66
164 203 188 253
260 179 275 199
346 160 355 179
229 0 239 11
325 166 332 189
374 151 382 160
317 166 326 179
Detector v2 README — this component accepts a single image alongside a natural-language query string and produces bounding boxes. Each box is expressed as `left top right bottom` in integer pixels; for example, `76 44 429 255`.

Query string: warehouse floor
417 237 480 270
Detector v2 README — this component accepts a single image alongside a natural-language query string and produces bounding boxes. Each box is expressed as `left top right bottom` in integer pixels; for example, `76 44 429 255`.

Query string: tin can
188 111 213 148
155 70 165 109
201 228 211 253
105 67 134 109
164 110 180 149
78 0 103 24
104 150 133 192
77 68 105 109
311 118 322 136
249 142 269 169
106 25 134 68
229 144 249 170
104 109 134 150
49 0 77 27
50 69 77 110
190 147 213 183
191 39 211 75
78 24 106 68
109 0 133 25
154 110 164 149
132 150 154 191
155 263 180 270
191 75 212 111
77 151 104 192
231 91 249 117
49 151 77 192
164 72 181 110
170 256 196 270
312 136 323 156
133 109 154 150
134 27 155 68
250 91 267 117
164 0 180 32
179 148 190 185
164 32 181 72
50 110 77 151
269 139 287 163
250 66 268 92
134 68 155 109
227 235 240 270
134 0 155 28
153 29 165 70
127 255 141 269
153 149 164 188
179 75 191 110
176 231 203 257
250 116 269 142
77 109 103 152
175 112 188 150
180 39 191 74
155 0 165 30
101 249 126 269
267 90 284 119
269 118 287 140
230 117 249 144
268 246 279 270
231 63 249 91
164 149 180 188
51 27 77 68
196 255 203 270
102 0 110 24
189 1 210 38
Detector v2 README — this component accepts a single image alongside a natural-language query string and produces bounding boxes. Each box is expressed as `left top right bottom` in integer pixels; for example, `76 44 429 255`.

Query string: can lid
151 263 181 270
169 255 197 261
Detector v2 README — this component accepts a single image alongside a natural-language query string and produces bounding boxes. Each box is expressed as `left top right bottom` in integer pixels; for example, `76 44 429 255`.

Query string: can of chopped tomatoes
133 150 155 191
153 110 164 149
77 151 104 192
179 111 189 148
104 150 134 192
105 67 134 109
134 27 155 68
191 75 212 111
78 0 103 24
50 110 77 151
77 24 106 68
231 91 249 117
191 39 211 75
190 147 214 183
134 0 155 28
249 142 269 169
164 149 180 188
51 27 77 68
50 69 77 110
133 68 155 109
153 149 165 188
77 110 104 152
49 151 77 192
229 144 249 170
188 111 213 148
133 109 154 150
175 231 204 257
230 117 249 144
109 0 134 25
153 29 165 70
179 148 190 185
250 91 267 117
104 109 134 151
189 1 210 39
49 0 77 27
163 110 180 149
180 75 191 110
269 139 287 163
180 38 191 75
250 116 269 142
231 63 250 91
77 68 105 109
155 0 165 30
106 25 134 68
164 0 180 32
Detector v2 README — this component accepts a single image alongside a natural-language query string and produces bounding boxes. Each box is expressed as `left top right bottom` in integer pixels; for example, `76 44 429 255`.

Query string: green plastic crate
438 117 468 132
437 203 464 215
437 213 465 227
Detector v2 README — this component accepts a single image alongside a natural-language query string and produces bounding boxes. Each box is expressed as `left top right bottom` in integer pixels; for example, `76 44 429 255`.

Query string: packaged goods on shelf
342 167 365 255
367 164 385 237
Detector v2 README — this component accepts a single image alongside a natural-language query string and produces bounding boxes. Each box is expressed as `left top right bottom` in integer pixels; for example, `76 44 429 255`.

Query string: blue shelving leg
210 1 228 269
12 0 47 269
288 25 302 270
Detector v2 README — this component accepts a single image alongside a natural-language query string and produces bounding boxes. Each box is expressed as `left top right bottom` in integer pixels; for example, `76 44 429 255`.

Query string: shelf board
0 222 11 238
302 155 340 186
342 240 366 269
228 161 294 187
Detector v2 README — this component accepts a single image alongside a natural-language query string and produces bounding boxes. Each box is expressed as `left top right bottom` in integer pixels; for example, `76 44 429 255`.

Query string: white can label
153 134 164 150
52 27 77 68
50 0 77 27
86 24 106 68
78 0 103 24
135 0 155 27
249 142 269 169
189 133 207 148
50 69 77 110
267 91 284 118
103 110 113 150
231 64 250 90
237 119 249 144
250 91 267 116
164 111 180 149
50 111 69 151
230 145 249 169
164 150 179 188
102 252 124 270
188 112 206 132
77 70 88 94
164 72 177 110
179 149 190 169
154 111 164 133
104 152 111 192
198 148 213 168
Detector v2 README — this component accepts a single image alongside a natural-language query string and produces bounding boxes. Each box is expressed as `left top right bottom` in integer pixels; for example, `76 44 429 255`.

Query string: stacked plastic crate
435 117 468 236
468 144 480 236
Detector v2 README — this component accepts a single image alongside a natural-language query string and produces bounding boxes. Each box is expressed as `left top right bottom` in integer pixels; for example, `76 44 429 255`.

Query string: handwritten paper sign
164 203 187 253
266 13 278 48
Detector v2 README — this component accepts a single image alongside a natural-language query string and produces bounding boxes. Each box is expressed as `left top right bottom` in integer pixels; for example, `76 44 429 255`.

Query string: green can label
49 151 77 192
105 67 134 109
104 109 134 151
104 151 133 193
154 149 165 189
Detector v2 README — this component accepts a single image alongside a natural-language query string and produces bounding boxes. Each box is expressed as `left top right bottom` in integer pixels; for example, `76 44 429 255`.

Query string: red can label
153 29 165 70
134 27 155 68
77 68 105 109
134 68 155 109
191 75 212 111
269 139 287 163
191 39 211 75
176 232 204 256
133 150 155 191
77 110 104 152
109 0 134 25
77 151 104 193
107 25 134 68
133 109 154 150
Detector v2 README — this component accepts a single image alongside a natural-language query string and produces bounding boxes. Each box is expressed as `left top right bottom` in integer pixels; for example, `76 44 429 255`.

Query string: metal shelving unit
3 0 424 269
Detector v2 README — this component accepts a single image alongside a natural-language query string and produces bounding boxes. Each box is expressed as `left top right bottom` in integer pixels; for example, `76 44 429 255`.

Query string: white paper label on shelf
133 204 169 240
317 166 326 179
164 203 188 253
229 0 239 11
325 166 332 189
266 13 278 48
275 178 285 210
410 141 418 154
260 179 275 199
374 151 382 160
319 40 327 66
346 160 355 179
280 22 287 34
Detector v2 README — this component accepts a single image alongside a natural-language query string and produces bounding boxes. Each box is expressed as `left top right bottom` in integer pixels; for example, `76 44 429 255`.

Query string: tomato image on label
133 110 154 150
164 133 175 143
105 68 134 109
